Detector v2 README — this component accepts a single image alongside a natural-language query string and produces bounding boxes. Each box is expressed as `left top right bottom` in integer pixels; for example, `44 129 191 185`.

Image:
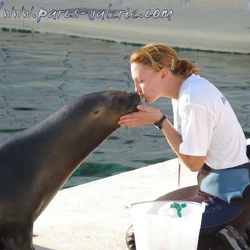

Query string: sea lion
0 90 140 250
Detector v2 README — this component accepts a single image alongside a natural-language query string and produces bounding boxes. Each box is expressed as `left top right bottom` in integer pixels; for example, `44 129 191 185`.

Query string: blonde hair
130 43 199 78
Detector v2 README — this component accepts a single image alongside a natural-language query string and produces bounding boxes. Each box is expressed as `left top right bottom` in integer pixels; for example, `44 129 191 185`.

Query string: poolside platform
33 158 197 250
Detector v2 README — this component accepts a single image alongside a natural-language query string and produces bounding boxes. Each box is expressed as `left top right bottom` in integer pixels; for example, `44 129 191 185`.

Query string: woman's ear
160 67 169 79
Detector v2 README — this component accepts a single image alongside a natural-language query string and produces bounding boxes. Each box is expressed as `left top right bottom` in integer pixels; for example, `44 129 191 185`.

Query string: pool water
0 30 249 187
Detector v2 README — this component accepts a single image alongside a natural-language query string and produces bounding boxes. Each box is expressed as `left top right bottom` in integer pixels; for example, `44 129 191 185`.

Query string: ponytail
172 58 199 77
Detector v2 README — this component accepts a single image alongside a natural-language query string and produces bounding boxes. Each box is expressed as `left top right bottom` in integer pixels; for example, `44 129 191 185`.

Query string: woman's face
130 63 163 104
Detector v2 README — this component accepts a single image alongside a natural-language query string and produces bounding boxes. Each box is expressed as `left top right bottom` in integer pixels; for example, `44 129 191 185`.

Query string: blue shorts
201 197 247 228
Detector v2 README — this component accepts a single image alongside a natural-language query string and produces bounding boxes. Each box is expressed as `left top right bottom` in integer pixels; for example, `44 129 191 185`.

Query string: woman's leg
155 185 208 203
201 199 250 235
199 198 250 249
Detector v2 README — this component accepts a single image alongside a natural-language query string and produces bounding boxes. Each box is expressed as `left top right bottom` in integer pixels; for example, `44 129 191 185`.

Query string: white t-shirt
172 74 249 169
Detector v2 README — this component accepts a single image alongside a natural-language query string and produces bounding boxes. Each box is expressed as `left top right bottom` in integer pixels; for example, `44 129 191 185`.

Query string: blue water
0 30 249 187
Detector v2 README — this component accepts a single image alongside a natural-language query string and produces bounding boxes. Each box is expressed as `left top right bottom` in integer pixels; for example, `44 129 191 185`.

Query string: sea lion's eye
94 110 100 115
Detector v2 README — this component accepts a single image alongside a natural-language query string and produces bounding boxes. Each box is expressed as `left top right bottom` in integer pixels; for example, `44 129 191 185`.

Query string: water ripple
0 30 249 187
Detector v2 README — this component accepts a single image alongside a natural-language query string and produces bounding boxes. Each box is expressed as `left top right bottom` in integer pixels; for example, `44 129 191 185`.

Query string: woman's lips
139 92 146 102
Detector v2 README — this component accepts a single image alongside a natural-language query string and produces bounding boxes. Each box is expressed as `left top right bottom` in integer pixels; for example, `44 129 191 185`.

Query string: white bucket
131 201 205 250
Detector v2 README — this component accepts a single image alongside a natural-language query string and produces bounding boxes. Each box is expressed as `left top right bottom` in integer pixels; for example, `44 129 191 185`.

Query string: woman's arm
160 118 206 171
118 105 205 171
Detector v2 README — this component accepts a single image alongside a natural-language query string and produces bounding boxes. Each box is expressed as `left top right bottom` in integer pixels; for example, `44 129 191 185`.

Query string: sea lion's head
84 90 141 129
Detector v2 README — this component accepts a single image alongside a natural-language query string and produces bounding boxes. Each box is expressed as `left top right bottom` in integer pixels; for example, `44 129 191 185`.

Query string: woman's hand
118 104 163 128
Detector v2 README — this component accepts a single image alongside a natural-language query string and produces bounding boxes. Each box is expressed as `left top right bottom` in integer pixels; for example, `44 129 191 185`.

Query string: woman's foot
217 225 250 249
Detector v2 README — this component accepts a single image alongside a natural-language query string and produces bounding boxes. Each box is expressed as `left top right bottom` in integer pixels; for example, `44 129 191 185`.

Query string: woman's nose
134 82 141 93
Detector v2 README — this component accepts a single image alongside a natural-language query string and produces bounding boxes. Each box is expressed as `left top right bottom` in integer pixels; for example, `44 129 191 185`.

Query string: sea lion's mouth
129 92 141 112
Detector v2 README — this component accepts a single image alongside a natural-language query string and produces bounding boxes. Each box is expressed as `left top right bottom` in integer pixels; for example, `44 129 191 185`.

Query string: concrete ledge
33 158 197 250
0 1 250 53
